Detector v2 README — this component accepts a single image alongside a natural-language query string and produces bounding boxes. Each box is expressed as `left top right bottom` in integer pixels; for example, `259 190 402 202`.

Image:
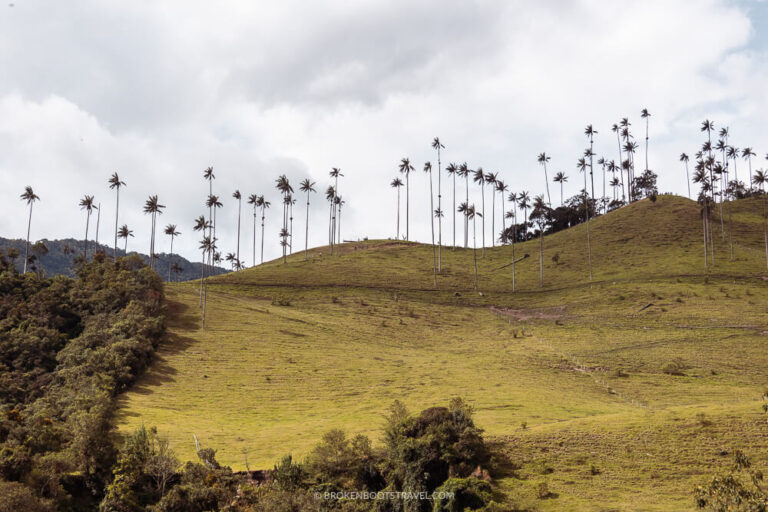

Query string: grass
116 195 768 510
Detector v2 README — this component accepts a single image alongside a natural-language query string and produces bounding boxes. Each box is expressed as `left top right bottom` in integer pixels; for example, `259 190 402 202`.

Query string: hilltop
117 195 768 510
0 236 228 281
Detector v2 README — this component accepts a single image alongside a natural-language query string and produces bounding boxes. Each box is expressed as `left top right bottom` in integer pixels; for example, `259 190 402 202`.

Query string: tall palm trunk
396 187 401 238
560 182 564 206
644 117 649 171
305 192 310 259
114 189 120 258
703 206 708 267
480 181 486 256
168 235 175 282
436 148 442 270
428 168 437 288
511 203 517 292
252 208 257 267
236 197 241 264
616 131 625 201
685 160 691 199
23 203 33 274
199 249 205 307
84 211 91 260
472 214 478 290
260 208 265 264
539 229 544 287
583 173 593 282
290 200 294 254
452 172 456 249
337 203 341 244
491 188 495 248
406 173 410 241
95 204 101 245
464 175 469 248
543 162 551 206
500 193 505 243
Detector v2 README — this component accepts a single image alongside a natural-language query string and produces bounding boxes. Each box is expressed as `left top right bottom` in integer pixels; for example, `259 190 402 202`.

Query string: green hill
0 236 228 281
116 195 768 510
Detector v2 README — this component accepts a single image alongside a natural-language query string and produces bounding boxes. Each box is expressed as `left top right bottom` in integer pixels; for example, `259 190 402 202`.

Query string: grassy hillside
116 195 768 511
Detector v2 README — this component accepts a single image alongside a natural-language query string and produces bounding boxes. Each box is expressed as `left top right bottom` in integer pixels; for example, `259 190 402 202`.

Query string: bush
0 480 53 512
381 398 489 501
432 477 492 511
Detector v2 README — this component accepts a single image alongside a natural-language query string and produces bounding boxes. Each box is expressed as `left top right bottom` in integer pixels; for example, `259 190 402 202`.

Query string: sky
1 0 767 266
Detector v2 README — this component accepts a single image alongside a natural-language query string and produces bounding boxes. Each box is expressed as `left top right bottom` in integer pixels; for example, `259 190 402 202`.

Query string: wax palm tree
585 125 598 200
144 195 165 269
446 163 458 248
275 175 291 259
289 194 296 253
193 215 211 303
164 224 180 281
19 186 40 274
640 108 651 171
466 204 482 290
328 168 343 250
199 235 214 327
472 167 487 255
247 194 258 266
108 172 126 258
742 148 756 191
693 166 712 266
458 162 471 247
334 195 344 244
299 179 317 259
391 178 404 238
507 192 518 246
607 160 622 202
325 185 336 248
424 162 437 285
530 195 551 287
432 137 445 270
597 157 607 211
537 152 552 206
727 146 740 184
233 190 242 265
553 172 568 206
611 123 624 199
485 171 498 247
170 262 183 280
117 224 133 253
576 157 593 280
398 159 414 240
204 167 215 240
256 196 270 264
206 195 223 265
79 195 97 260
225 252 237 270
609 176 621 201
679 153 691 199
517 191 530 240
495 179 508 241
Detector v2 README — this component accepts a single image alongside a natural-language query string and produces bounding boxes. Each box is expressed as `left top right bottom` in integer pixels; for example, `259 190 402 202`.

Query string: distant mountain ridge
0 237 228 281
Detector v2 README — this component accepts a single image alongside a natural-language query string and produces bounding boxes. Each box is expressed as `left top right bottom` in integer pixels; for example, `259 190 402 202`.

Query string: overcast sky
2 0 767 265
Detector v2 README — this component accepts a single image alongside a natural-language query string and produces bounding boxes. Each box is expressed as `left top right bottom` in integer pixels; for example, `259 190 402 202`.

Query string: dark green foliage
305 430 383 491
272 454 305 491
431 477 492 511
694 450 768 511
0 254 166 510
380 398 489 510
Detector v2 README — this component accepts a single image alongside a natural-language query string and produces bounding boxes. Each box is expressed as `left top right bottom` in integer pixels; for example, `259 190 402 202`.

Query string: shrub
432 477 492 511
272 454 305 491
381 398 489 500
